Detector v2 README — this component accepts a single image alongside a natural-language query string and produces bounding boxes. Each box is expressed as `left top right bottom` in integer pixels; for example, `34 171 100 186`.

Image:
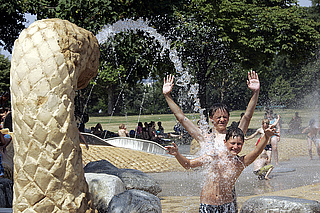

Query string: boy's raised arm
238 71 260 135
165 142 205 169
163 75 205 143
243 126 276 166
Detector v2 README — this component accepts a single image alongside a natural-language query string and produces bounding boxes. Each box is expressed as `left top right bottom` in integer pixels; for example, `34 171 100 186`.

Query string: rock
85 173 125 213
84 160 162 195
240 196 320 213
84 160 119 173
107 189 161 213
0 178 13 208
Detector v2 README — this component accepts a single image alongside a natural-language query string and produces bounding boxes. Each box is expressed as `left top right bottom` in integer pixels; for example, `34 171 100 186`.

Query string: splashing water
96 18 218 145
95 18 246 209
96 18 190 87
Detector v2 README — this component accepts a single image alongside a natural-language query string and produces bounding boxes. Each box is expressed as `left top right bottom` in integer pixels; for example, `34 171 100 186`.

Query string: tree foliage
0 0 26 52
1 0 320 115
268 75 295 105
0 54 10 94
22 0 185 34
188 0 320 67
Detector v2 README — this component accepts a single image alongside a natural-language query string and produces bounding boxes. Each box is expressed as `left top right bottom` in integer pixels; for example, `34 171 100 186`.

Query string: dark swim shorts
199 202 237 213
264 144 272 151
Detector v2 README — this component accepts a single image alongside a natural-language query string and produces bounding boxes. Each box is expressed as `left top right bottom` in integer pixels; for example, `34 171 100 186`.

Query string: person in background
79 130 89 150
302 119 320 160
289 112 302 133
245 116 280 162
135 122 143 138
0 132 12 178
253 152 274 180
149 121 158 141
157 121 164 135
267 110 281 165
118 123 129 137
142 122 150 140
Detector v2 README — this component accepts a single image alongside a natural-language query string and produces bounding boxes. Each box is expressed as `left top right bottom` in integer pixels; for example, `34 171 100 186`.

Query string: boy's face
210 109 229 133
224 136 244 156
262 122 269 129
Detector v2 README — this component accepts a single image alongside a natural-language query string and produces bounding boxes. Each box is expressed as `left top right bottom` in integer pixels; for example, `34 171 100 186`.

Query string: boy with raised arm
163 71 260 147
165 126 276 212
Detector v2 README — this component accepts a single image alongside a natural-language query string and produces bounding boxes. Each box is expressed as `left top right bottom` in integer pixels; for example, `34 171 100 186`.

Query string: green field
85 108 320 135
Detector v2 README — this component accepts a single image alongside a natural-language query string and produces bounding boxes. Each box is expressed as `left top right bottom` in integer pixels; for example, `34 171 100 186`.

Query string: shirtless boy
302 119 320 160
166 126 276 212
162 71 260 148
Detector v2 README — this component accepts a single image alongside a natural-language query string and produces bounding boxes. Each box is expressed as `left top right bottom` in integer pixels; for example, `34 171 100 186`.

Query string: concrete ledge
240 196 320 213
81 133 167 155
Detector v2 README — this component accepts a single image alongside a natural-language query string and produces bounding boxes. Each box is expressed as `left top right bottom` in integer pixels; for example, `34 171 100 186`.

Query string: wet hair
225 127 244 142
262 118 269 125
209 103 230 118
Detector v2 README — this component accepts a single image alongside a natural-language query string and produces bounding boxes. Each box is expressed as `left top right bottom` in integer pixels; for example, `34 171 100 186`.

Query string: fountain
7 16 320 213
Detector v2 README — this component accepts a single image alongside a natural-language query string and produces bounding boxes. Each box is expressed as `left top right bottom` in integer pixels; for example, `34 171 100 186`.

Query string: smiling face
224 136 244 156
210 109 230 134
261 119 269 130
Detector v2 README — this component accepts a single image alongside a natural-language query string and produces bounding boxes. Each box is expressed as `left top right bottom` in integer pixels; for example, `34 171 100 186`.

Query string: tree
268 75 295 106
21 0 185 115
23 0 185 35
165 0 320 112
0 1 26 52
0 54 11 94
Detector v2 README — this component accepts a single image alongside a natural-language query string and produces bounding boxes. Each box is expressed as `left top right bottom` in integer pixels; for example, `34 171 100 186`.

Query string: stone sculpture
10 18 100 212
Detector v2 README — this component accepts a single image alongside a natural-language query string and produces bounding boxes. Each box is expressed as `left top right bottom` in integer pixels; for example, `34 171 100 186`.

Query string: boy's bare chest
206 158 243 182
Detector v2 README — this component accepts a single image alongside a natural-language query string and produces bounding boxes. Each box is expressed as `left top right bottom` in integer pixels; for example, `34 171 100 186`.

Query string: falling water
96 18 191 87
95 18 209 128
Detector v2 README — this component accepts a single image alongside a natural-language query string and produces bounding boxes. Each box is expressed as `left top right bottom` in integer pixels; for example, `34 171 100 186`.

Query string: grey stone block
240 196 320 213
107 189 161 213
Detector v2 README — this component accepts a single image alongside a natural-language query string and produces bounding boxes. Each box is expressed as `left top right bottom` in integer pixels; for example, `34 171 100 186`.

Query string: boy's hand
264 125 278 138
247 70 260 92
163 75 174 95
165 142 179 156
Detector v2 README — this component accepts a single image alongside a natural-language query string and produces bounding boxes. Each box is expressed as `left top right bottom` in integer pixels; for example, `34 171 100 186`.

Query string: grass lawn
85 108 320 135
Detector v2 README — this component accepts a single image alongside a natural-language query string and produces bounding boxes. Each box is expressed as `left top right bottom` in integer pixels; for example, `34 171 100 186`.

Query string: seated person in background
149 121 158 141
129 130 136 138
173 122 182 135
135 122 143 138
253 152 274 180
118 123 129 137
91 123 104 137
142 122 151 140
157 121 164 135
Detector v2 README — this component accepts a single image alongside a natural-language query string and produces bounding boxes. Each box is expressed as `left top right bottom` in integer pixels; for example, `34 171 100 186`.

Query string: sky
0 0 313 59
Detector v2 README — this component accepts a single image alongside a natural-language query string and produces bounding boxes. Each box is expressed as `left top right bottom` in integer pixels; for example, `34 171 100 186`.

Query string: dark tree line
1 0 320 116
